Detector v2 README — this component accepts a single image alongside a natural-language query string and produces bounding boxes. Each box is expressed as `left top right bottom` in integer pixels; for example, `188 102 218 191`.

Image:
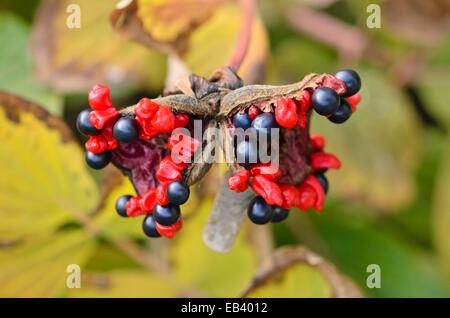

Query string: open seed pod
77 67 362 247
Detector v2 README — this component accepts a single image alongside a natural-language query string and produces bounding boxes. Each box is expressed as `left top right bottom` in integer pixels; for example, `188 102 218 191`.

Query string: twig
286 4 444 130
108 236 171 274
227 0 255 72
62 200 170 274
286 5 387 65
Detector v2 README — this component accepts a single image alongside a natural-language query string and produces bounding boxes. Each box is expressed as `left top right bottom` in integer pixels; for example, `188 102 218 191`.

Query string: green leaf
432 138 450 288
303 200 449 297
311 67 422 211
0 93 98 241
0 13 62 115
273 38 337 84
417 68 450 129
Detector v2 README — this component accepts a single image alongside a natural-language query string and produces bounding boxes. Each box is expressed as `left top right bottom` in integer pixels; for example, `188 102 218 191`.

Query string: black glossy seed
248 196 273 225
251 112 278 137
85 151 111 170
113 117 139 143
142 214 161 238
335 69 361 97
115 195 132 217
233 112 252 130
328 99 352 124
314 172 329 194
76 109 101 136
167 181 190 205
271 206 289 223
311 87 340 116
153 203 180 226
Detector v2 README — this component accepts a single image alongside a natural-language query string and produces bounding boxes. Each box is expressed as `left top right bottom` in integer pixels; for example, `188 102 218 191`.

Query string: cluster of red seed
124 130 200 239
227 87 361 214
82 85 199 239
81 69 362 237
134 97 190 140
84 85 119 154
121 102 199 239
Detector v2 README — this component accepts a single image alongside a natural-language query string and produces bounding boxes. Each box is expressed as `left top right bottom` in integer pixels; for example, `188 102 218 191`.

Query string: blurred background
0 0 449 297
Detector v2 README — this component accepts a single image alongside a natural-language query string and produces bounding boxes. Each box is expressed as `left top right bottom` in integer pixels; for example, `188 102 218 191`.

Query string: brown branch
226 0 255 72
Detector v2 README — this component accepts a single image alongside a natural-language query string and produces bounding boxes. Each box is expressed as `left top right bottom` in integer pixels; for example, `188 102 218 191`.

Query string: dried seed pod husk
113 69 240 195
219 73 345 180
111 72 345 199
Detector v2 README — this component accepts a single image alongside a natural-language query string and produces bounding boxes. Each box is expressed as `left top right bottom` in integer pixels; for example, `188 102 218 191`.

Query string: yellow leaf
0 93 99 240
137 0 223 44
183 2 268 82
67 270 175 297
241 246 363 298
31 0 166 92
0 230 96 297
169 197 262 297
311 68 422 211
112 0 268 83
432 139 450 287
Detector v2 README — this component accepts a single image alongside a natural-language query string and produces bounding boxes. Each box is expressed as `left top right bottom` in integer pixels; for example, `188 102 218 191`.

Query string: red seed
310 134 326 151
88 108 119 130
279 184 301 209
156 155 186 182
167 133 200 164
250 163 282 181
310 152 341 171
296 90 311 128
85 135 108 154
155 218 183 239
88 84 113 110
321 75 346 96
136 116 159 140
248 105 262 120
155 183 170 206
174 113 190 128
141 188 157 212
101 122 118 150
135 98 159 119
228 170 250 192
151 106 175 133
304 174 325 212
251 175 283 206
126 196 145 217
346 93 361 112
275 98 298 128
297 183 317 211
